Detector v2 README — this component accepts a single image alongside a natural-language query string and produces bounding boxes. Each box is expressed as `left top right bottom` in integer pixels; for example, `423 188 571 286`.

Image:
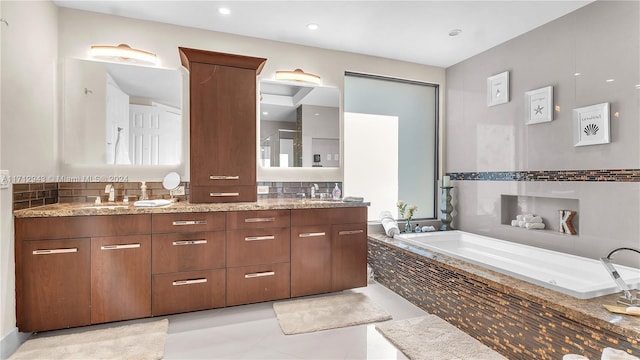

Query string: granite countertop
368 233 640 340
13 198 370 218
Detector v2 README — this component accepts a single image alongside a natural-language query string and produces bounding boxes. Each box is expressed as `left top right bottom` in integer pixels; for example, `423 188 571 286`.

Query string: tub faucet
600 247 640 306
105 184 115 203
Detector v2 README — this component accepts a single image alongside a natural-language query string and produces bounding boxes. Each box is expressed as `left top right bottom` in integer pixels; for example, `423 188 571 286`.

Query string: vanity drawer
152 269 226 316
226 210 290 230
152 231 225 274
227 228 290 267
151 212 225 234
15 215 151 240
226 262 290 306
190 185 256 203
291 207 366 226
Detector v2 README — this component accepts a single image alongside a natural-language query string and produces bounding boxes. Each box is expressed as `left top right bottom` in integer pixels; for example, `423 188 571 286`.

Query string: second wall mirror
259 80 340 168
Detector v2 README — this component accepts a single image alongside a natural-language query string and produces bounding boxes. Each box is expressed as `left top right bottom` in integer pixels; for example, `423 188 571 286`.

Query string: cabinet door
152 269 225 316
290 225 332 297
20 239 91 332
226 262 290 306
331 223 368 291
152 231 225 274
190 62 256 189
91 235 151 323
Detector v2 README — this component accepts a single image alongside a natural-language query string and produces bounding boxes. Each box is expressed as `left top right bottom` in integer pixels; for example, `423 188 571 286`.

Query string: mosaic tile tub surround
367 234 640 359
448 169 640 182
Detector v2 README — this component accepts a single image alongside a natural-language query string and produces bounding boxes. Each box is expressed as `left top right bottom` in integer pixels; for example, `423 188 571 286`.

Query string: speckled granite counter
368 233 640 358
13 199 369 218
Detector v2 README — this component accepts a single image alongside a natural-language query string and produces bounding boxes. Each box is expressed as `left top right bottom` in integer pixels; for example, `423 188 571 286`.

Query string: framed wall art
573 102 610 147
487 71 509 107
525 86 553 124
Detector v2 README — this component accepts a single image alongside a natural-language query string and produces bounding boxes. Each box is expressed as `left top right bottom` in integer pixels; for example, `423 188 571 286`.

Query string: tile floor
163 282 426 359
24 282 426 359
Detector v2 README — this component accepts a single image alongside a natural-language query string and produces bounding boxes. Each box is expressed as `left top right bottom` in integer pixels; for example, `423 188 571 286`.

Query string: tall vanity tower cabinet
179 47 267 203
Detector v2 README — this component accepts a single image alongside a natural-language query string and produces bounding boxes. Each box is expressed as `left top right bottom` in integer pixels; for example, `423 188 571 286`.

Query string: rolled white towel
380 211 400 237
511 220 519 227
525 222 546 230
518 220 527 227
601 347 640 360
526 216 543 224
563 355 590 360
516 215 524 221
522 214 535 222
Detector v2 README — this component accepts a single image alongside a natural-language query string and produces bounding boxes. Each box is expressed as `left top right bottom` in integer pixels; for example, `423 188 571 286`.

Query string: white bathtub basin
394 230 640 299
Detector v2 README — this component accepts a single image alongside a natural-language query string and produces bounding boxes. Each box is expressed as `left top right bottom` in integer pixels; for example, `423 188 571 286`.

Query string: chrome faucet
600 247 640 306
105 184 115 203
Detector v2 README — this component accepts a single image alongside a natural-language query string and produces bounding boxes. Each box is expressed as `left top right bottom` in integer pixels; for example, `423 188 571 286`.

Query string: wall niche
500 195 579 235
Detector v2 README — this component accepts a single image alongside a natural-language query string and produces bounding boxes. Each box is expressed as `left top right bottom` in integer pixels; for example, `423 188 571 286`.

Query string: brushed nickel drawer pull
210 192 240 197
244 217 275 223
33 248 78 255
299 232 326 238
339 230 364 236
244 271 275 279
172 240 207 246
209 175 239 180
172 220 207 226
100 244 141 250
172 278 207 286
244 235 275 241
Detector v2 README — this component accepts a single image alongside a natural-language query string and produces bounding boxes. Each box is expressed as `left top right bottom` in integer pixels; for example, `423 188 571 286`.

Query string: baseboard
0 327 30 360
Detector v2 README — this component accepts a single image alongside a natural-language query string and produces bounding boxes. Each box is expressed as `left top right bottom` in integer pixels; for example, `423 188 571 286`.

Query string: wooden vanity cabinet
150 212 226 315
15 215 151 332
179 47 266 203
291 207 368 296
91 235 151 323
20 238 91 332
226 210 291 305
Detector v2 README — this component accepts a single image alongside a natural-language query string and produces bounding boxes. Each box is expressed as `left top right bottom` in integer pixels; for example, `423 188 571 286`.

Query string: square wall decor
573 102 610 146
487 71 509 107
525 86 553 124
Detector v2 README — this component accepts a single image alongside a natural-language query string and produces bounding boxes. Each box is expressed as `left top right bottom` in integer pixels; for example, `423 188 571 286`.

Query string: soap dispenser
140 181 148 200
332 183 341 200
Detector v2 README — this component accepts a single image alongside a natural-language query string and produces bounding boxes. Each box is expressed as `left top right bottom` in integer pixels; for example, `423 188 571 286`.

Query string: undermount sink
81 205 130 210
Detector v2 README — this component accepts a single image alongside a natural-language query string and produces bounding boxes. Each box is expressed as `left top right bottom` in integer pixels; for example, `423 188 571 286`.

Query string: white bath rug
8 319 168 360
376 315 507 360
273 292 392 335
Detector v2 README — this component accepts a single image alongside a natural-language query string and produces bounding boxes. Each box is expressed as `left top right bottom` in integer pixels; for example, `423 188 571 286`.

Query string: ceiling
54 0 593 68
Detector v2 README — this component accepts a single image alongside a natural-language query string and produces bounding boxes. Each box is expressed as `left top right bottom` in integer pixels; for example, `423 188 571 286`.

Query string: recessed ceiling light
218 7 231 15
448 29 462 36
574 72 581 76
635 84 640 89
262 111 269 116
307 23 319 30
606 78 615 82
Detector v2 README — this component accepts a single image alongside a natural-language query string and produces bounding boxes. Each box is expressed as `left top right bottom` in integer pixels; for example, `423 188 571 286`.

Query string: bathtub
393 230 640 299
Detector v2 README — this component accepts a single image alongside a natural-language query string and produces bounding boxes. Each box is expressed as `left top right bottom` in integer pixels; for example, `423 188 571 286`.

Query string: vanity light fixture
90 44 157 65
275 69 321 85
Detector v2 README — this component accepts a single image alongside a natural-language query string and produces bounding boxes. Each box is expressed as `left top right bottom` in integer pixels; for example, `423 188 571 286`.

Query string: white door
129 104 181 165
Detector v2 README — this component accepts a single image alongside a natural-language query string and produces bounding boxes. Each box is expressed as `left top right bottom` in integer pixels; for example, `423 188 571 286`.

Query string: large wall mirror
259 80 340 168
62 58 182 167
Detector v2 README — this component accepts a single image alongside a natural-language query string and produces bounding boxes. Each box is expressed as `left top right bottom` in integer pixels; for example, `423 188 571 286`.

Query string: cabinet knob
244 235 275 241
172 240 207 246
172 278 207 286
209 175 239 180
100 244 141 250
172 220 207 226
299 232 326 238
210 192 240 197
32 248 78 255
244 271 275 278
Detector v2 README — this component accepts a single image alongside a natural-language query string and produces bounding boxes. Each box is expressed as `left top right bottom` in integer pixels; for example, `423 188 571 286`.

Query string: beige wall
0 0 59 351
1 1 446 348
444 1 640 266
56 7 446 182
